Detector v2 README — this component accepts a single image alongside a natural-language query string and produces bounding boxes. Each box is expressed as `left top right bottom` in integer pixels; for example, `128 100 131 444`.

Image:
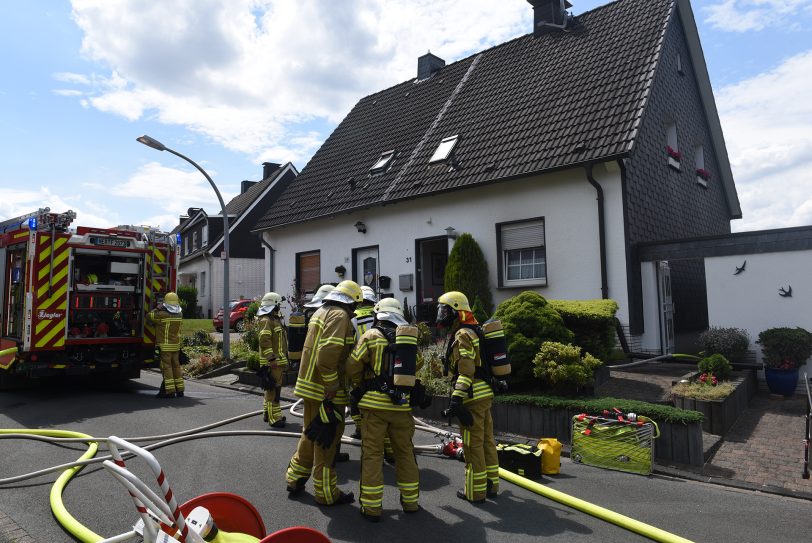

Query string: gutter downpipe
259 234 275 292
203 252 214 319
585 163 608 299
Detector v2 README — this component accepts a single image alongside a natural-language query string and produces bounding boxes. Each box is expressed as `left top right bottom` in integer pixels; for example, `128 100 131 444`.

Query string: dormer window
429 135 459 164
370 150 395 173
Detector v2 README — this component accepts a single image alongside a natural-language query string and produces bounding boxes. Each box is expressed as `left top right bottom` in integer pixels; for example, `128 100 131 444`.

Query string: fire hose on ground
1 398 694 543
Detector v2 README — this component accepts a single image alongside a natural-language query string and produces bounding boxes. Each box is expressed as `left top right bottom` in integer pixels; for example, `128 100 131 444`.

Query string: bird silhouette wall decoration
779 285 792 297
733 260 746 275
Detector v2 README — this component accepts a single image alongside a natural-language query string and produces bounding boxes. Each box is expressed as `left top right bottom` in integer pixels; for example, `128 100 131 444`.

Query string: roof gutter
585 163 608 299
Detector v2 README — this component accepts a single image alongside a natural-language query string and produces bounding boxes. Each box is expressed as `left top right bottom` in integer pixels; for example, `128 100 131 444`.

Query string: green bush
698 326 750 363
533 342 603 387
246 301 260 322
240 321 259 352
444 233 493 315
493 291 573 387
548 299 619 361
182 329 214 347
472 296 489 324
697 353 732 380
495 394 703 424
416 342 453 396
177 285 199 319
757 327 812 369
416 322 433 347
244 351 261 371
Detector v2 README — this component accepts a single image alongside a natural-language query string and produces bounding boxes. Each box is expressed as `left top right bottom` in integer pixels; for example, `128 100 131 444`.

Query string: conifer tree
444 233 493 315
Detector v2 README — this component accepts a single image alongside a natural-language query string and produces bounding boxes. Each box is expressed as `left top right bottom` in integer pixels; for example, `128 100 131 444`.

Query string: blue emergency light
28 217 37 230
176 233 181 244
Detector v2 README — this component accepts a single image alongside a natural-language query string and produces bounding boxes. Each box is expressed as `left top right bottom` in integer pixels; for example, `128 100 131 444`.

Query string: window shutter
502 221 544 250
298 252 320 293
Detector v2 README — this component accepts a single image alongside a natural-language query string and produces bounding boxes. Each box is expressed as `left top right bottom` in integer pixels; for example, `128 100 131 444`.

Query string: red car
213 299 253 332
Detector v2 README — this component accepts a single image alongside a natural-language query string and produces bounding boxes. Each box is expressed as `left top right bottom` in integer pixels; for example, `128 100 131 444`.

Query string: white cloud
52 89 85 97
53 72 91 85
68 0 530 163
717 50 812 231
703 0 812 32
0 187 114 229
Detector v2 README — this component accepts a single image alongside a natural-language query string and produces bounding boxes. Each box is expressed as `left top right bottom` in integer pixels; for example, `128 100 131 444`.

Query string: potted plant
666 146 682 170
757 327 812 396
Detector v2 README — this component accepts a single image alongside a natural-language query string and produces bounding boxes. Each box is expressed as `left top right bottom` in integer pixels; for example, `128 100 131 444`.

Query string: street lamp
137 135 231 360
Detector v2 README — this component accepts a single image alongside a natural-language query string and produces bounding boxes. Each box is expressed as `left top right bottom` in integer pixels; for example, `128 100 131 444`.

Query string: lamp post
137 135 231 360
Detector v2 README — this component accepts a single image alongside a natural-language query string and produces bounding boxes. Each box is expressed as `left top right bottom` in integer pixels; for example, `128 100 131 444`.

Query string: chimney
241 180 258 194
262 162 281 179
417 52 445 80
528 0 571 36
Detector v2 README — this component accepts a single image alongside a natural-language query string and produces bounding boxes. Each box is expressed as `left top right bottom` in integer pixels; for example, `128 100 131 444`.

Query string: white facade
262 164 630 323
705 250 812 381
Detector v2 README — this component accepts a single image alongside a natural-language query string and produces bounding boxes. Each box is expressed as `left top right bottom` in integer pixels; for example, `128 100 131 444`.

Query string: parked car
213 299 253 332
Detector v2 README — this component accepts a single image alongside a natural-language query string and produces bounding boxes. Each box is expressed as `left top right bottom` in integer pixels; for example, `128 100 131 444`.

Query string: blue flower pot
764 367 799 396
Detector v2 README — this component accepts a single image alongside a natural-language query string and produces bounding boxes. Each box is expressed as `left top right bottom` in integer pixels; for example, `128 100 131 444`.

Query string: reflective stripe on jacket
347 327 411 412
293 304 354 405
148 309 182 351
258 314 288 367
450 327 493 404
353 305 375 339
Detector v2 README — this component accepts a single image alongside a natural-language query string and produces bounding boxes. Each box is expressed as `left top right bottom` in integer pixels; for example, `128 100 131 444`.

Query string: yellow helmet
438 291 471 312
304 284 335 308
258 292 282 315
360 285 378 304
325 280 363 304
373 297 408 326
164 292 180 305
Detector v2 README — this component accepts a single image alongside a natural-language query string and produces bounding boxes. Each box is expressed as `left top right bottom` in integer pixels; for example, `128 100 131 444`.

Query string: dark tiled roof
255 0 673 230
223 164 282 216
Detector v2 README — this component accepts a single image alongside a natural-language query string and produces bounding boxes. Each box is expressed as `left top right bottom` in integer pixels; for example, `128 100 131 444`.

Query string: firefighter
148 292 184 398
349 286 376 440
347 297 420 521
257 292 288 428
437 291 498 502
285 280 361 506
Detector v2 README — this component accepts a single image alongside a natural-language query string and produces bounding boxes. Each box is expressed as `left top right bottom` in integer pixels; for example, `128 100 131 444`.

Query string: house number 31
405 257 412 263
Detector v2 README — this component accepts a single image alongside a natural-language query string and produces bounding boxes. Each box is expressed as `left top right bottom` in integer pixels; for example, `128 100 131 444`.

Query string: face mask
436 304 456 330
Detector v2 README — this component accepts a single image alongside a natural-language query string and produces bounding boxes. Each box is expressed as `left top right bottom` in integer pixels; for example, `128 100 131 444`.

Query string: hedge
548 299 618 361
494 393 703 424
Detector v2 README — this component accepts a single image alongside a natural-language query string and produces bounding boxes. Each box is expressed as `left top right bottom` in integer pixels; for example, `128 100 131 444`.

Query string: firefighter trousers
460 398 499 501
262 365 284 423
160 350 184 394
359 408 419 517
286 398 347 504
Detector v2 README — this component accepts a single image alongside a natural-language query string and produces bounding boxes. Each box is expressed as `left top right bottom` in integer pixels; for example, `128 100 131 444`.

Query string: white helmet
304 284 335 308
361 285 378 304
257 292 282 316
374 297 408 326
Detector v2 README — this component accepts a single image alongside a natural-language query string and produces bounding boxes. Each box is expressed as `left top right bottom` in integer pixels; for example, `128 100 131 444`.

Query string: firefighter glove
255 365 276 390
409 380 433 409
305 400 341 449
442 396 473 427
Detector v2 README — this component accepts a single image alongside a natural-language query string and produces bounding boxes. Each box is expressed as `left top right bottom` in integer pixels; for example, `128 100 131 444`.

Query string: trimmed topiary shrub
757 327 812 369
697 353 733 380
177 285 199 319
548 299 619 361
533 342 603 388
493 291 573 387
472 296 489 324
444 233 493 315
698 326 750 363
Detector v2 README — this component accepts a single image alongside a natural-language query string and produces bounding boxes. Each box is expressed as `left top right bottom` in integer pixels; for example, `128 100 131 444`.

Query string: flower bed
672 370 756 435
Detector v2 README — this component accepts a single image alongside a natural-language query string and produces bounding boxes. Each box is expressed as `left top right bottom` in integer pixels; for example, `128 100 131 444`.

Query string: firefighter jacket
449 326 493 404
257 314 288 367
347 327 411 412
147 308 182 352
353 305 375 338
293 304 355 405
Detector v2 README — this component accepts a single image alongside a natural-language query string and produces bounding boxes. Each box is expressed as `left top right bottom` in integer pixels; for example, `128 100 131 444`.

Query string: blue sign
28 217 37 230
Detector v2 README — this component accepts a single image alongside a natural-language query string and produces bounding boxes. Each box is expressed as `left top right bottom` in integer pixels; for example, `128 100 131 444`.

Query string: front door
657 261 675 355
415 236 448 323
353 246 379 294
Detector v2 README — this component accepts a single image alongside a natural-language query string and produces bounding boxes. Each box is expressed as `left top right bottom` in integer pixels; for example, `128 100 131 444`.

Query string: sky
1 0 811 234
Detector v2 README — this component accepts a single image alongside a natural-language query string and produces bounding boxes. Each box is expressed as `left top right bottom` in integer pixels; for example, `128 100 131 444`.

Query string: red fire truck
0 208 177 388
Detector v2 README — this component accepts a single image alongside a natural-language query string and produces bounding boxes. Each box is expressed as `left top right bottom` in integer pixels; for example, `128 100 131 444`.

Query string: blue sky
1 0 811 233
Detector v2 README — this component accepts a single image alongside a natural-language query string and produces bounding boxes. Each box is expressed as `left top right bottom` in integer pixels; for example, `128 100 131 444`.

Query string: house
252 0 741 354
177 162 298 318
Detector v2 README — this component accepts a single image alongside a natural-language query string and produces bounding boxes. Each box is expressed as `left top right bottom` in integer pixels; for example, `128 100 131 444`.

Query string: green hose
499 468 694 543
0 346 17 357
0 429 102 542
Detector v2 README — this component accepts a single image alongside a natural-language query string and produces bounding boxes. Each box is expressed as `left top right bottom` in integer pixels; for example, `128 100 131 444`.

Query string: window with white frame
192 231 198 251
497 219 547 287
200 271 206 296
184 236 189 256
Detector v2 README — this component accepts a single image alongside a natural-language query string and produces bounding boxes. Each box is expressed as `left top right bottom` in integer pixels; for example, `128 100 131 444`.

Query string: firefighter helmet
374 297 408 326
361 285 378 304
325 280 363 305
304 284 335 308
163 292 182 314
258 291 282 316
438 291 471 312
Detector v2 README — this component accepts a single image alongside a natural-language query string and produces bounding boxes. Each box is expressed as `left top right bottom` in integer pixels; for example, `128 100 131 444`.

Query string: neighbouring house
251 0 741 355
177 162 297 318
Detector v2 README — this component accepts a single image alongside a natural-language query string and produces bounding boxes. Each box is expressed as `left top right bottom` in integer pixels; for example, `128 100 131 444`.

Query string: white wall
706 251 812 380
262 164 629 322
638 261 663 353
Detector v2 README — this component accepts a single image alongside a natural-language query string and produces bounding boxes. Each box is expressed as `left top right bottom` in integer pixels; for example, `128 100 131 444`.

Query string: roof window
429 135 459 164
370 150 395 173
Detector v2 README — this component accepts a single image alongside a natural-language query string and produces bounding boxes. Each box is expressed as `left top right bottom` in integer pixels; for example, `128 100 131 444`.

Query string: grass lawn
181 319 214 335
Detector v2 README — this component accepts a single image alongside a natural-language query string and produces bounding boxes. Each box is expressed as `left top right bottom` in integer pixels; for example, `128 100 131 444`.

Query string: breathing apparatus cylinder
481 320 511 378
392 324 418 388
286 312 306 361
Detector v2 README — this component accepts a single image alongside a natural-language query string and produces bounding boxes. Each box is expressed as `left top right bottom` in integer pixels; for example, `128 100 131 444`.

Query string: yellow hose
0 347 17 356
499 468 694 543
0 429 102 542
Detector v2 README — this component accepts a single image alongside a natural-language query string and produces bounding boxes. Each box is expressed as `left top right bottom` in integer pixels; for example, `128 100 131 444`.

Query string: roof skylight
429 135 459 163
370 150 395 173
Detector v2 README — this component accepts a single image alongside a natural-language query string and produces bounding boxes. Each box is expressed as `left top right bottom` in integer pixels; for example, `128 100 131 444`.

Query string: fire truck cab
0 208 177 388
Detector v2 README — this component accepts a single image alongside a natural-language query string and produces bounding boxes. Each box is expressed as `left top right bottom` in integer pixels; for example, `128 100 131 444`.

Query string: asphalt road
1 373 811 543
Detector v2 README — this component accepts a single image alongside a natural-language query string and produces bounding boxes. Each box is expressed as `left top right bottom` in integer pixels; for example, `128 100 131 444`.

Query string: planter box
672 371 755 436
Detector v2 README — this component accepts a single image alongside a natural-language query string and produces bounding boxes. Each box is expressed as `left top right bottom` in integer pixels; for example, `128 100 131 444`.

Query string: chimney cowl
417 52 445 80
528 0 572 36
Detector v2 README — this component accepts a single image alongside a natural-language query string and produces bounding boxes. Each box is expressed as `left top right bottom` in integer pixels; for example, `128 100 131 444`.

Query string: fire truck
0 208 177 388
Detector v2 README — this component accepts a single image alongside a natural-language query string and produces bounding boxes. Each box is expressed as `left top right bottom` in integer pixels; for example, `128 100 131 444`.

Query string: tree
177 285 199 319
444 233 493 315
